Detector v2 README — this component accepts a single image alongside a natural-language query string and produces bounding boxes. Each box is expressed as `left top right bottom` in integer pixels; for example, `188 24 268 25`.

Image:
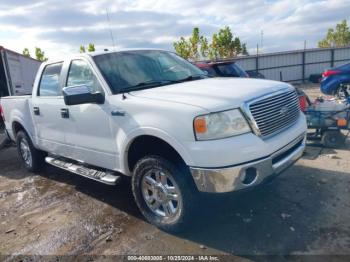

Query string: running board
45 157 120 185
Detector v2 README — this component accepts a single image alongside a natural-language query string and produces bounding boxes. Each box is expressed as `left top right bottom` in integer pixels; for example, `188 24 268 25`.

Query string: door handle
61 108 69 119
33 107 40 115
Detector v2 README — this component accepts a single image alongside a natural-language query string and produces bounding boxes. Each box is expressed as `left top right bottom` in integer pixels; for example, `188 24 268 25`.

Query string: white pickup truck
0 49 307 231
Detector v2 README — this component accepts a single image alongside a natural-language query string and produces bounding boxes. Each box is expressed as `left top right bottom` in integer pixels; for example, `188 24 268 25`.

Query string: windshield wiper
121 80 170 92
169 74 207 83
121 75 207 93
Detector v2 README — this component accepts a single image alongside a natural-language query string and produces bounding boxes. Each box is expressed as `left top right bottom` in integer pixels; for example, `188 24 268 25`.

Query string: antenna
106 8 116 50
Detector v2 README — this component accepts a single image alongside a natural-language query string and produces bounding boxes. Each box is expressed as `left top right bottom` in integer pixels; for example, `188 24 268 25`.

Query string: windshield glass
93 50 206 93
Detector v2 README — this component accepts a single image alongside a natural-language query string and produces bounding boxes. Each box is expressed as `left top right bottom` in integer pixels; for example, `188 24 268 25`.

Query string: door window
66 60 101 93
38 63 63 96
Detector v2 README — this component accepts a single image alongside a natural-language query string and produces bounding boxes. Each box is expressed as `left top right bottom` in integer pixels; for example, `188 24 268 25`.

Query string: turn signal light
337 118 347 127
194 117 207 133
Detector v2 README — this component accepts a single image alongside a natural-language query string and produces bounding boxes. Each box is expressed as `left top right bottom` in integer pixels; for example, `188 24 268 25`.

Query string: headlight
194 109 251 140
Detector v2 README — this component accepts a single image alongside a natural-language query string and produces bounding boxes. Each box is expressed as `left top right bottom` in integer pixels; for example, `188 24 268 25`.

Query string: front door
62 59 117 170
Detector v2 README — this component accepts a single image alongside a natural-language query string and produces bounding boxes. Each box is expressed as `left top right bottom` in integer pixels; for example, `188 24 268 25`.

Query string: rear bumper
189 133 305 193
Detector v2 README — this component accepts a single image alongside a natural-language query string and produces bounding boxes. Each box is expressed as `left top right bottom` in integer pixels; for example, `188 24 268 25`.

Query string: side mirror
63 85 105 106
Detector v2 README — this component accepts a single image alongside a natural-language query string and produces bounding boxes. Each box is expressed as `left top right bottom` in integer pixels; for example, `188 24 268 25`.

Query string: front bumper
190 133 306 193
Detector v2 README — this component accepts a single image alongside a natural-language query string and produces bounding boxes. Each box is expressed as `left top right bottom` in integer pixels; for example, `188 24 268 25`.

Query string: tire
309 74 322 84
16 131 46 172
321 130 345 148
132 155 198 233
335 83 350 99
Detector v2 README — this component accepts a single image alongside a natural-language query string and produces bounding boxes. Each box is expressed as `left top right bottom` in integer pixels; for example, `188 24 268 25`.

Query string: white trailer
0 46 41 97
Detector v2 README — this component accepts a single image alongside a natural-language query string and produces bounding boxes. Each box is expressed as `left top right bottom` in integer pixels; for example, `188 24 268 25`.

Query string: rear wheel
132 155 198 232
16 131 46 172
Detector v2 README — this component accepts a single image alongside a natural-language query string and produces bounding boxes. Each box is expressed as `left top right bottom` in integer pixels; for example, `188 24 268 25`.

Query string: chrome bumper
190 133 306 193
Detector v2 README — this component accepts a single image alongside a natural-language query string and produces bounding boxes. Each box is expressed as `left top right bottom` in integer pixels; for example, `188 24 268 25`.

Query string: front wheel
132 156 198 232
16 131 46 172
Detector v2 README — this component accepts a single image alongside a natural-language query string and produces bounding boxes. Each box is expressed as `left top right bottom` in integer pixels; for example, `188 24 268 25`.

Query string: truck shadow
177 164 347 256
43 163 350 256
1 147 349 256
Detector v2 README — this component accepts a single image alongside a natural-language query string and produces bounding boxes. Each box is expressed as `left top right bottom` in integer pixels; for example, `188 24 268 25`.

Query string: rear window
38 63 63 96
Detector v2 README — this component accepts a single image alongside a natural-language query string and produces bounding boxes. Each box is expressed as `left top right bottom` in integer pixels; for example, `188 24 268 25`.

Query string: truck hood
130 78 293 112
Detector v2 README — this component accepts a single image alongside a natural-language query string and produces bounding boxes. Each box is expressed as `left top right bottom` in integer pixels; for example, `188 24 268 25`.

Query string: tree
79 43 96 53
242 43 248 55
173 26 248 61
173 37 191 60
22 48 31 58
79 45 86 53
35 47 48 62
318 20 350 48
189 28 200 60
87 43 95 52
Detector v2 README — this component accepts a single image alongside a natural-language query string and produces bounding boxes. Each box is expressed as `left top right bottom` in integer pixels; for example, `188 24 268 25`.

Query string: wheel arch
121 130 193 175
335 81 350 95
11 119 33 141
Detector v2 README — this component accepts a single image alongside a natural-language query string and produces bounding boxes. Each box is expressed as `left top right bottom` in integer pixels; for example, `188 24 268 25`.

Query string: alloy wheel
20 138 32 167
141 168 182 220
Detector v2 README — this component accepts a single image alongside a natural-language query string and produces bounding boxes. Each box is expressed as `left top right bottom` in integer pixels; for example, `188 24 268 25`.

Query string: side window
38 63 63 96
66 60 101 93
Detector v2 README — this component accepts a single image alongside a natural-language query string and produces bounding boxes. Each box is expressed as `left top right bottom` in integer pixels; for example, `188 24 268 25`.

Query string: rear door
31 62 68 155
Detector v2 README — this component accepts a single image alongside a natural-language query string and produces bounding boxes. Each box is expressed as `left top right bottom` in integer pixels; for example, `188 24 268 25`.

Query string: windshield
93 50 206 94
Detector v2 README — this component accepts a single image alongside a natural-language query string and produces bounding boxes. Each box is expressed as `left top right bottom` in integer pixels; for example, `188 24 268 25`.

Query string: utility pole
261 30 264 51
106 8 116 50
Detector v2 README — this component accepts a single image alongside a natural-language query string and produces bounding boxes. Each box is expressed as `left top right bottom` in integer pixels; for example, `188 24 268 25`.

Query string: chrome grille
249 90 300 137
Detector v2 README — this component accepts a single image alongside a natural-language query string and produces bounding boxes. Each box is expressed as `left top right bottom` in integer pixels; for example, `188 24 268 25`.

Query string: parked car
320 63 350 98
309 73 322 84
246 70 266 79
1 49 307 232
195 61 249 78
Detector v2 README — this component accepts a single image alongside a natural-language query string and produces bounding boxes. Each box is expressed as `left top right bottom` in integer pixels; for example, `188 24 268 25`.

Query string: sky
0 0 349 60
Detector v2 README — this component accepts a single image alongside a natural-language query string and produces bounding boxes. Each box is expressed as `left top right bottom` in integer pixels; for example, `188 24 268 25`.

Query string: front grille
249 90 300 137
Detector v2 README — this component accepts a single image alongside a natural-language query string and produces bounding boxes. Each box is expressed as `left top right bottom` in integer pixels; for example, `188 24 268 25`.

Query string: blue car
320 63 350 98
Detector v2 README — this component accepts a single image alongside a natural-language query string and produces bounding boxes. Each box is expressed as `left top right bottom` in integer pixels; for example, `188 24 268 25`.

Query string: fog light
241 167 258 185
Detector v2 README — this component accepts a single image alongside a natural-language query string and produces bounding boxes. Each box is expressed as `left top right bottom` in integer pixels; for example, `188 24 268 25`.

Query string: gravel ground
0 85 349 261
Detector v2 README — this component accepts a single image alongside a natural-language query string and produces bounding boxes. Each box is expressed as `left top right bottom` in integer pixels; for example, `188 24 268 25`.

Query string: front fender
117 127 194 175
321 75 350 95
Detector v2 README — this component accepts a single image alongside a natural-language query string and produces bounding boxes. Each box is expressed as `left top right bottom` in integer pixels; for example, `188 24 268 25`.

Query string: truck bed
0 96 34 141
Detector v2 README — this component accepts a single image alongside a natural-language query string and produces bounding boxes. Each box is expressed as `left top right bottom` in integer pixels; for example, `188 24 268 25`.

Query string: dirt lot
0 85 350 261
